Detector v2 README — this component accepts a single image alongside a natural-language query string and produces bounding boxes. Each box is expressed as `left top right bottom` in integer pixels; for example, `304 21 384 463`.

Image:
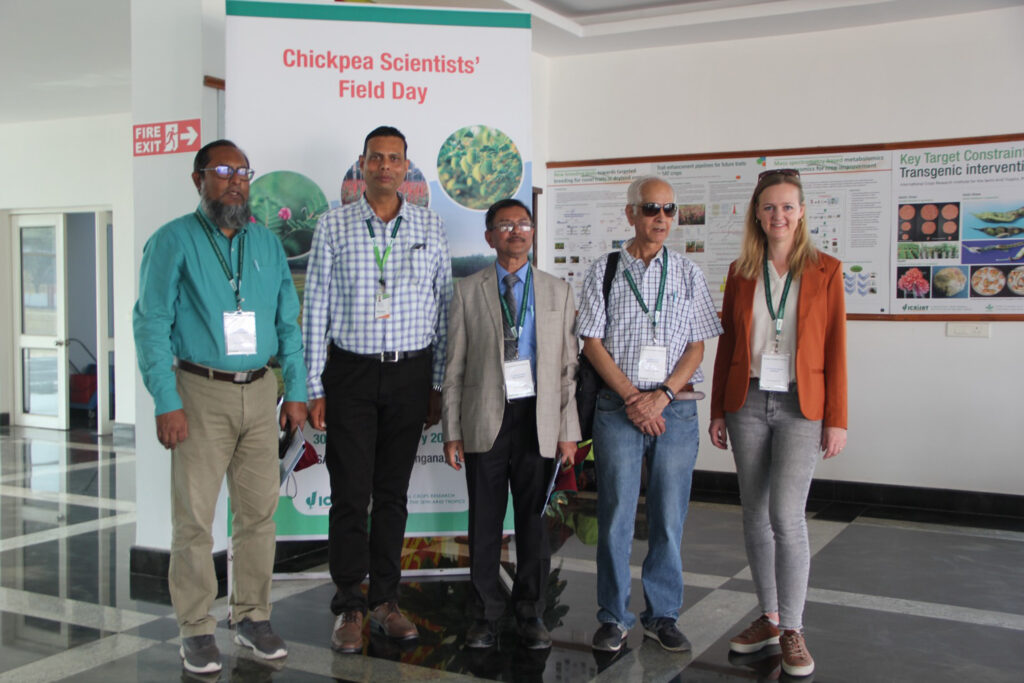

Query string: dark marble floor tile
812 501 868 522
809 523 1024 613
860 505 1024 532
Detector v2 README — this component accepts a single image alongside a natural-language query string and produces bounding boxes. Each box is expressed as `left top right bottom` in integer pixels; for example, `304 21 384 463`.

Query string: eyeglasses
492 220 534 233
757 168 800 182
636 202 677 218
200 165 255 181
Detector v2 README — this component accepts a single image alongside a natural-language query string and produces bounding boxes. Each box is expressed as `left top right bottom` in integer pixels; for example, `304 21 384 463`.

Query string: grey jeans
725 380 821 631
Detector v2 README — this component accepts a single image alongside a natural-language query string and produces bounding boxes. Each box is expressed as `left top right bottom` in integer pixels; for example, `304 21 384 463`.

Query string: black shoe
465 619 497 649
592 622 628 652
516 617 552 650
180 634 222 674
643 617 691 652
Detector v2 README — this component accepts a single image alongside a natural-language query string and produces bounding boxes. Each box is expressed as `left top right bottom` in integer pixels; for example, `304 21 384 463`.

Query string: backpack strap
601 251 620 310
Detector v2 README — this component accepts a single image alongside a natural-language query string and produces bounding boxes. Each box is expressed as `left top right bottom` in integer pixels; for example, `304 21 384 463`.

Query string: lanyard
622 247 667 335
763 256 793 348
365 216 402 287
196 210 244 310
498 266 532 341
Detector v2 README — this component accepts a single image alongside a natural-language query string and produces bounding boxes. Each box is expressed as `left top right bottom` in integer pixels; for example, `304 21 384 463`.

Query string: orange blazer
710 252 847 428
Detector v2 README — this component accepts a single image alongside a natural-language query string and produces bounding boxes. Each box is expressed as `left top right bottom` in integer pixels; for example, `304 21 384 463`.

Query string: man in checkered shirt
575 176 722 655
302 126 453 653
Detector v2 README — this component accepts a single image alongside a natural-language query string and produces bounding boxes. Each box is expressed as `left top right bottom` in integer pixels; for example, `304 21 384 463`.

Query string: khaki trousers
170 368 279 637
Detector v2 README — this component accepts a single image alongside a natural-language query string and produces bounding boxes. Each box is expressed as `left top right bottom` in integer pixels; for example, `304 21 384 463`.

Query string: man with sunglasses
134 139 308 675
441 198 580 650
575 176 722 654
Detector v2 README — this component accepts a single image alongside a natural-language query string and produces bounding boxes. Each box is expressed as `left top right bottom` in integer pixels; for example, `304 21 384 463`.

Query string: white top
749 261 800 383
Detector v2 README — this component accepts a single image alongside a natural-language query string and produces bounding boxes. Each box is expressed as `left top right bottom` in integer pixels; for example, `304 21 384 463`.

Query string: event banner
545 139 1024 316
226 1 530 537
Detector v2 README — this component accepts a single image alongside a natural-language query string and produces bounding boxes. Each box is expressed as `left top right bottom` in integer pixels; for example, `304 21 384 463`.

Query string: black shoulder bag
575 251 619 442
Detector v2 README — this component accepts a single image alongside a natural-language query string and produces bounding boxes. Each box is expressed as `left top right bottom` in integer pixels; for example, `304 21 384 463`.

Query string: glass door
12 214 69 429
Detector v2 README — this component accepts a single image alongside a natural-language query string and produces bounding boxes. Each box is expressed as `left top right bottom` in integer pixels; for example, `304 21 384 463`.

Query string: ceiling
1 0 1020 125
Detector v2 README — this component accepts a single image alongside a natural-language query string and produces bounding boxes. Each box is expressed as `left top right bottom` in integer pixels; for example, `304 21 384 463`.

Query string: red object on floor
70 374 97 406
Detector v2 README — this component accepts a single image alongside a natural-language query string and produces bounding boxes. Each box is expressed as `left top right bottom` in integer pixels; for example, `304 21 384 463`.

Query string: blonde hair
734 173 819 280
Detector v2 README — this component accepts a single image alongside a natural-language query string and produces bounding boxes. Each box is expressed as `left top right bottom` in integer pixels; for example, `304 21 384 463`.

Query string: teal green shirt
133 206 307 415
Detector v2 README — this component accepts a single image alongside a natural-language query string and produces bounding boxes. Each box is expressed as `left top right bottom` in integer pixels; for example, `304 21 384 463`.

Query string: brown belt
177 359 268 384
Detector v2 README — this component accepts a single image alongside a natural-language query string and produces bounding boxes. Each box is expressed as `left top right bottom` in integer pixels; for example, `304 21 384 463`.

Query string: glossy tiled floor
2 424 1023 682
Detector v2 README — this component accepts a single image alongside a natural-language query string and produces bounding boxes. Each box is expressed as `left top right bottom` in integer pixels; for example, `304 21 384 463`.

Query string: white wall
0 114 135 423
539 7 1024 495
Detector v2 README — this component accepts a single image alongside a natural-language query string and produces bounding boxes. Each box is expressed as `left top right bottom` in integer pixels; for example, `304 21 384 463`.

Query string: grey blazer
441 264 581 457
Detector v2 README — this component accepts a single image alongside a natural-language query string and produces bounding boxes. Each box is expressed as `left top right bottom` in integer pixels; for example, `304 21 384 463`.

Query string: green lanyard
365 216 402 288
763 256 793 349
498 266 532 340
196 210 244 310
622 247 668 337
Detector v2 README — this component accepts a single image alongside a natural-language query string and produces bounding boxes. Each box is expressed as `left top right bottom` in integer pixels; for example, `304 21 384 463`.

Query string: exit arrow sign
133 118 202 156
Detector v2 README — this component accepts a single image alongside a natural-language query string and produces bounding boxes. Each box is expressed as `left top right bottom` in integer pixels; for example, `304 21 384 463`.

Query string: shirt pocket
401 242 431 284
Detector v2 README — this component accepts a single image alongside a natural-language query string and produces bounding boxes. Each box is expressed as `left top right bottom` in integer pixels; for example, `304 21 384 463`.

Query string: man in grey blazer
442 198 581 650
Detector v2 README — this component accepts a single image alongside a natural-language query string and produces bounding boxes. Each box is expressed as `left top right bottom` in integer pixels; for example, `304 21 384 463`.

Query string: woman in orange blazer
709 169 847 678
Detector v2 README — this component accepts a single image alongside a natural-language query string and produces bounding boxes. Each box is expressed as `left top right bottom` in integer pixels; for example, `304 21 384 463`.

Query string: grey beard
201 195 252 231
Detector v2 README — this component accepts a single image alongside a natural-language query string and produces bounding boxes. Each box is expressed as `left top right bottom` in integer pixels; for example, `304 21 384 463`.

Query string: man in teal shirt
133 139 307 675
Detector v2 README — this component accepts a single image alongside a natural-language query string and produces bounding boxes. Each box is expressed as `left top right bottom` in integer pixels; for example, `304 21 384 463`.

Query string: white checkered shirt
303 194 453 398
574 241 722 389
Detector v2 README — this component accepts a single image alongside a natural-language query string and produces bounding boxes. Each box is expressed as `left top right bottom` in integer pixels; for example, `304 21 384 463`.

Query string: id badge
374 292 392 320
223 310 257 356
759 353 791 392
503 359 536 399
637 345 668 383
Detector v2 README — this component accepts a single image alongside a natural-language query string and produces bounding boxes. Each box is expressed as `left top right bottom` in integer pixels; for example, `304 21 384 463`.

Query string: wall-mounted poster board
545 133 1024 320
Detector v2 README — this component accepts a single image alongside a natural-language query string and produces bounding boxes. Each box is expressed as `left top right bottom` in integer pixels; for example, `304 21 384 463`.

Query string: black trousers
464 397 551 621
322 347 432 614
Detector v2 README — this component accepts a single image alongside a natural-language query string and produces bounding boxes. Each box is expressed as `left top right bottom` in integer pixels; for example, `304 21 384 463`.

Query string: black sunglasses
757 168 800 182
637 202 677 218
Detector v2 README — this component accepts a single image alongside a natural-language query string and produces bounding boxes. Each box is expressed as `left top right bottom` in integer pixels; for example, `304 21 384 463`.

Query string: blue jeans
594 389 699 630
725 380 821 631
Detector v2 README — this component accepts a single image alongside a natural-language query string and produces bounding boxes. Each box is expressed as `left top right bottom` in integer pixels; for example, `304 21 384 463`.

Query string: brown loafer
369 601 418 640
331 610 364 653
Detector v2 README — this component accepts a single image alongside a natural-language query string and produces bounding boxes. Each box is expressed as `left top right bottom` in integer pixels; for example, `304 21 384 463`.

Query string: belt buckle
232 371 252 384
380 351 400 363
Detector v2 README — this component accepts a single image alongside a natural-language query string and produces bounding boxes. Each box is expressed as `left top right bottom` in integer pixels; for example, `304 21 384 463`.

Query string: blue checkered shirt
303 195 453 398
574 241 722 389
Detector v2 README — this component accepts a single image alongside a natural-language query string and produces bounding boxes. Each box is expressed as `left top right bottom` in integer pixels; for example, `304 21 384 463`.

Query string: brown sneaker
369 601 418 641
330 610 364 653
729 615 781 653
779 629 815 677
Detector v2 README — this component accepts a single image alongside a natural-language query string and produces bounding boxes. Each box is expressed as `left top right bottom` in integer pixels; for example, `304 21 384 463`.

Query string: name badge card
374 292 392 320
759 353 791 392
504 359 536 399
224 310 257 356
637 345 668 383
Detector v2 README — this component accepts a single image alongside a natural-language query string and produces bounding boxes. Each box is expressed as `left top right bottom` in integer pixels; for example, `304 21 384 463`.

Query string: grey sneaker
180 634 222 674
592 622 629 652
234 618 288 660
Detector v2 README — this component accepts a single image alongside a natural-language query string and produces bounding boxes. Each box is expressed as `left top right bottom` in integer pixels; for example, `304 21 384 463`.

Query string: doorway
10 211 114 433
